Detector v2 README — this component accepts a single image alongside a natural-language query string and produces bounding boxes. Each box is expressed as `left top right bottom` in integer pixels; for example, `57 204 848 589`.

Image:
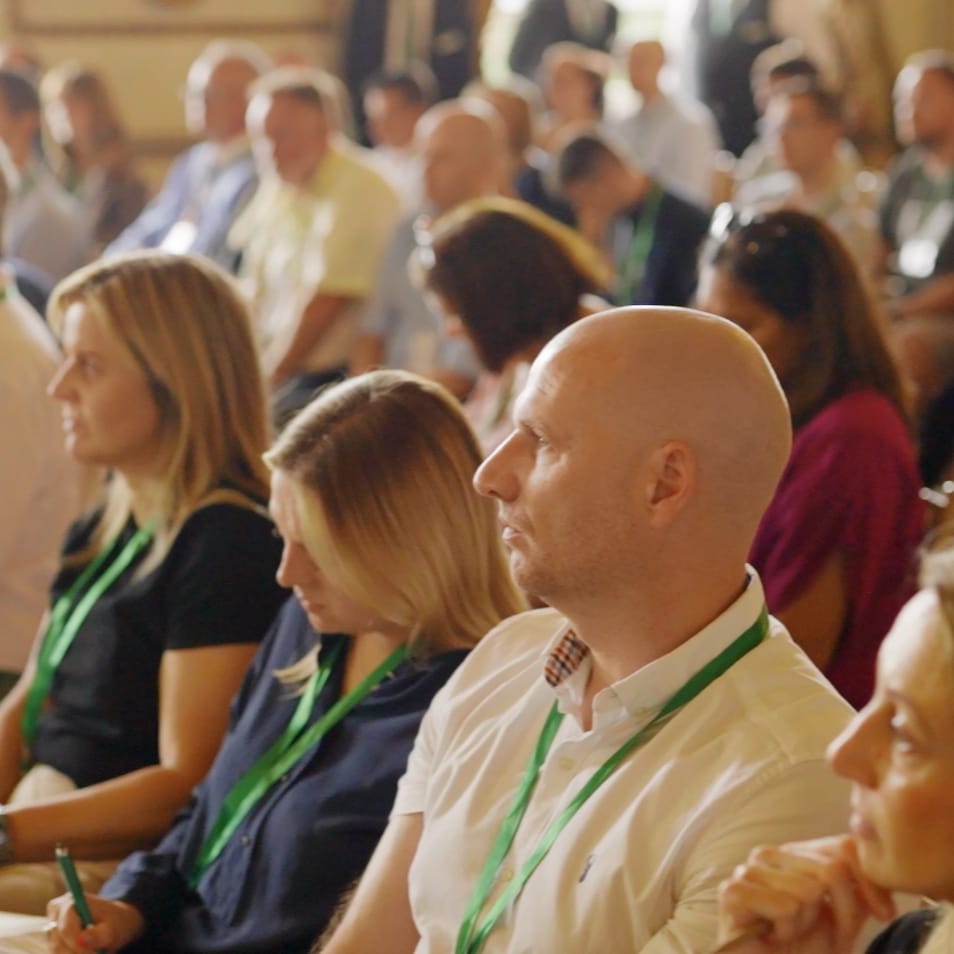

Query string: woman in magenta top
698 208 923 707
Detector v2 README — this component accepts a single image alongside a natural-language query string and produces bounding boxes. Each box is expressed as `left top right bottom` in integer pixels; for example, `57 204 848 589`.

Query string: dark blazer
343 0 477 142
508 0 619 79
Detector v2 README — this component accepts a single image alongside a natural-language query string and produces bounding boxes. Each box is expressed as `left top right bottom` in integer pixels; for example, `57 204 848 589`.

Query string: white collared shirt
395 570 854 953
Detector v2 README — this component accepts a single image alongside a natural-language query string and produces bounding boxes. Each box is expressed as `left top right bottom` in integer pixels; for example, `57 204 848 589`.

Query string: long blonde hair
48 251 271 561
265 371 524 665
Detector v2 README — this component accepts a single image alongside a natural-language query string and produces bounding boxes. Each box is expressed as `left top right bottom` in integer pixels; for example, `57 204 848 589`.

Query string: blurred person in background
698 208 923 708
107 40 270 271
40 62 147 251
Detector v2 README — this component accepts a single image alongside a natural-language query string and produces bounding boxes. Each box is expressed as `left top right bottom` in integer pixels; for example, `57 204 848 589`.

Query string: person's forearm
271 293 356 386
5 763 197 862
894 273 954 318
348 333 384 377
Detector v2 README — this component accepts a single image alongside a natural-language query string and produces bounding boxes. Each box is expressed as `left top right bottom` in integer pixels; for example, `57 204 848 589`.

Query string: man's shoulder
720 620 855 760
326 143 400 202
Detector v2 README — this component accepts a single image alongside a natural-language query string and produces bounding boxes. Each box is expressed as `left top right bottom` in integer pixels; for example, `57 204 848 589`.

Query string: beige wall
0 0 339 186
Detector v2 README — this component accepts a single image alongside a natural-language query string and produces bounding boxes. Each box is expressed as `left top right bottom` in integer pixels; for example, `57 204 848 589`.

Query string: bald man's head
475 306 791 607
417 100 505 212
185 43 269 142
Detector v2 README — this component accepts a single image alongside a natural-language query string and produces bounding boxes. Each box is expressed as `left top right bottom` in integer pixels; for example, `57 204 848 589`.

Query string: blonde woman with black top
0 252 286 913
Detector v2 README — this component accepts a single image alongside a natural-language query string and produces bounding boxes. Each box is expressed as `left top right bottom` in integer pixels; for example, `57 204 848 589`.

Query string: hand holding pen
45 846 145 954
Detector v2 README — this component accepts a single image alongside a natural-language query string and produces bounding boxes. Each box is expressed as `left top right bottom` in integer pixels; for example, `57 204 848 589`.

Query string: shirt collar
542 567 767 724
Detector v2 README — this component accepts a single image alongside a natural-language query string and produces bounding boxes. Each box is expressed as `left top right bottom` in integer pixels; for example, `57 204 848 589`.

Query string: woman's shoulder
798 390 911 451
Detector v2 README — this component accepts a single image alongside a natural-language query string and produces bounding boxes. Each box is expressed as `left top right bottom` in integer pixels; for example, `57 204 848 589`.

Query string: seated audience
107 40 270 271
0 143 52 316
36 371 525 954
556 129 710 306
232 67 399 422
0 252 286 913
362 65 435 209
39 62 148 250
717 545 954 954
0 161 82 697
464 77 575 224
698 208 923 707
733 41 861 188
881 50 954 318
350 100 498 397
536 42 609 154
319 306 854 953
734 81 879 274
0 69 91 281
611 39 720 207
420 195 608 450
508 0 618 80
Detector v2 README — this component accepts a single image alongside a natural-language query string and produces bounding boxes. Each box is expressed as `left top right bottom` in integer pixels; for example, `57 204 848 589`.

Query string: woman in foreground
40 371 524 953
0 252 285 913
717 545 954 954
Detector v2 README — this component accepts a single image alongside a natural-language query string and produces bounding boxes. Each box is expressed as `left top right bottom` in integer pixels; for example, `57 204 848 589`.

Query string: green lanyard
187 639 409 888
20 524 154 754
618 183 663 304
455 608 769 954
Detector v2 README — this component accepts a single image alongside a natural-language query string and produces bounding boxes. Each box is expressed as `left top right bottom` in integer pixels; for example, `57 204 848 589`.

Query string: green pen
54 845 106 954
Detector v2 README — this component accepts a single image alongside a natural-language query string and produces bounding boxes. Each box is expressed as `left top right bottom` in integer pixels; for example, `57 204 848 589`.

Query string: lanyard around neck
618 183 663 303
20 524 154 753
187 639 409 887
455 607 769 954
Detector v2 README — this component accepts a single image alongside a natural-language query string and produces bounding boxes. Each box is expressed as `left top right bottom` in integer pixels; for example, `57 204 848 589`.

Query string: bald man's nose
473 434 520 501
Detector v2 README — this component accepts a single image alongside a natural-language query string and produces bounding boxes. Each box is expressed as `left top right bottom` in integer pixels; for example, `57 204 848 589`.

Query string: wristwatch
0 807 13 865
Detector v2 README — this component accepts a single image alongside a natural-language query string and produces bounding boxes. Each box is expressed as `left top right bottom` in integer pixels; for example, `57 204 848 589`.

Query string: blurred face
545 59 596 119
47 302 163 476
363 87 422 149
473 350 641 604
249 92 328 186
0 96 37 165
270 469 385 635
419 117 485 212
765 93 839 177
184 56 254 143
895 68 954 149
697 267 806 389
627 43 662 97
827 590 954 900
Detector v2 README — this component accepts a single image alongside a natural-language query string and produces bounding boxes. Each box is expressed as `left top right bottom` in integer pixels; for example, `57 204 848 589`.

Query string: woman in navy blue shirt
44 371 525 954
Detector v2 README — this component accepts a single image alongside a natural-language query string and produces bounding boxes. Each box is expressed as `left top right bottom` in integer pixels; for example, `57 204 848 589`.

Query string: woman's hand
45 892 145 953
716 836 896 954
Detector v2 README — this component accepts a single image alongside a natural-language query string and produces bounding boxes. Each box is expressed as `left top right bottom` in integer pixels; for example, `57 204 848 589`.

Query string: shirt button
280 773 289 783
500 867 514 882
240 835 250 846
556 756 574 771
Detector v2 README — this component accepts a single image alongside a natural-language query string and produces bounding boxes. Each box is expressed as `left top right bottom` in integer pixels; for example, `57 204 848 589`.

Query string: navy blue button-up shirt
104 597 467 954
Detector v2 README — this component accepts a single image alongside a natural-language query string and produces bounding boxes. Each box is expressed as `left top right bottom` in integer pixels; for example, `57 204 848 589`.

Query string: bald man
610 39 720 207
318 307 854 954
350 100 505 395
107 40 271 270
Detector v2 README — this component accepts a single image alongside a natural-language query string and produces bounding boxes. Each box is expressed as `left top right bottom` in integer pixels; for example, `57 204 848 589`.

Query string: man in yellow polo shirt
232 67 400 421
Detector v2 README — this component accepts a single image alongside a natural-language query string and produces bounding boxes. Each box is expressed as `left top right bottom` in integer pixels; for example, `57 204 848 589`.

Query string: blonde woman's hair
265 370 524 670
48 251 271 562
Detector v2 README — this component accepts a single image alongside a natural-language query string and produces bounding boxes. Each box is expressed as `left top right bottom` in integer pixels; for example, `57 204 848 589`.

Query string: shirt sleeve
159 504 285 652
314 173 401 299
640 759 851 954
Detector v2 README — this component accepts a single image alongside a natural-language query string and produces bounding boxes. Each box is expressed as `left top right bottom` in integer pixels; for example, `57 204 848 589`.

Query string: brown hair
702 209 907 427
423 196 608 372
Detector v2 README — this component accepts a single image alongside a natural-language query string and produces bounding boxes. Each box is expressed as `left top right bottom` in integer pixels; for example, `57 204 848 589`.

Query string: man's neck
638 85 662 108
796 158 837 203
564 572 750 729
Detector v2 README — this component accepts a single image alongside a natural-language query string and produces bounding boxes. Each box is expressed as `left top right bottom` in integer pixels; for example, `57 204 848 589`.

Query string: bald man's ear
642 441 696 527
